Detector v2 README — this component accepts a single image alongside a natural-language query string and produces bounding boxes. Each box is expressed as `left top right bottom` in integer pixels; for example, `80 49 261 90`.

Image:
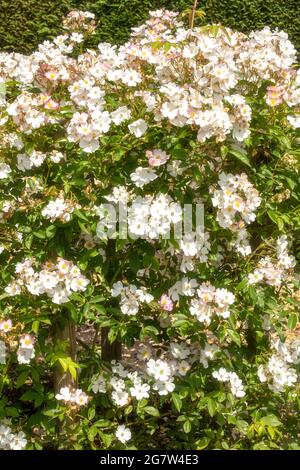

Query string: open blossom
91 375 107 394
111 106 131 125
0 319 12 333
17 334 35 364
42 197 76 222
121 69 142 87
147 358 173 383
19 334 35 349
115 425 131 444
159 294 173 311
128 119 148 137
170 342 191 360
129 380 150 400
0 163 11 179
130 167 158 187
49 151 66 163
146 149 169 167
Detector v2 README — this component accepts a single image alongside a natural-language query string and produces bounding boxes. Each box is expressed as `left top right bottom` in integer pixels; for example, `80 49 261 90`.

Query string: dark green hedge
0 0 299 53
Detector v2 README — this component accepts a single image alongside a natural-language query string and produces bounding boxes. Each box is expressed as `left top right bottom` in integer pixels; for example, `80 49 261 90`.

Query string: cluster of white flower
17 151 47 172
258 338 300 392
0 423 27 450
110 376 130 407
0 9 296 159
211 173 261 255
168 277 198 301
189 282 235 325
127 193 182 239
248 236 296 286
91 342 197 405
55 386 89 406
0 8 299 447
103 185 131 204
212 368 245 397
108 362 150 406
67 110 111 153
111 281 153 315
42 196 77 222
128 14 297 143
5 258 89 304
146 358 176 395
62 10 96 32
239 27 297 83
6 92 56 132
178 232 211 271
17 334 35 365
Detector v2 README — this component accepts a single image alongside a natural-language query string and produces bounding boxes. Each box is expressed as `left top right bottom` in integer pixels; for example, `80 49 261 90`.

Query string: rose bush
0 9 299 450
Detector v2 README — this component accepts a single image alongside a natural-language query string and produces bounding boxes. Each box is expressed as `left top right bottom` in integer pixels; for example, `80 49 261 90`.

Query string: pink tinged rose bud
159 294 173 311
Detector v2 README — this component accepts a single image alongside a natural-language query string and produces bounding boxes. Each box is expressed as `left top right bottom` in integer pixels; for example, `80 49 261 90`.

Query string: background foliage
0 0 299 53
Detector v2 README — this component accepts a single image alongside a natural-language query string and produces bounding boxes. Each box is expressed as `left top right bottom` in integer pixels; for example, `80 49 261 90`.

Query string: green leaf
5 407 19 418
95 419 112 428
90 295 105 304
227 329 241 346
288 312 298 330
267 209 284 230
68 365 77 380
16 371 30 389
183 420 191 433
172 393 182 412
196 437 210 449
33 230 46 239
108 327 118 344
261 414 282 427
229 149 251 168
74 208 89 222
88 425 98 441
144 406 160 417
207 398 216 417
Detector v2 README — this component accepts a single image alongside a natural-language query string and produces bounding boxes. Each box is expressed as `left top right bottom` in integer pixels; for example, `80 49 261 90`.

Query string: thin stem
190 0 199 30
